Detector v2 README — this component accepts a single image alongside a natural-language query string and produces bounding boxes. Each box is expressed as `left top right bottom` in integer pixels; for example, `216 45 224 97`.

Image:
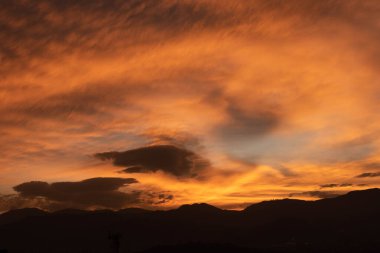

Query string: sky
1 0 380 211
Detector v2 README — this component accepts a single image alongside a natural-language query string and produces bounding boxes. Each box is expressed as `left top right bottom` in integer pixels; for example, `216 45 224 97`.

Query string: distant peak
2 208 46 216
347 188 380 194
118 207 151 214
244 198 308 212
177 203 221 212
0 208 47 225
52 209 88 215
337 188 380 199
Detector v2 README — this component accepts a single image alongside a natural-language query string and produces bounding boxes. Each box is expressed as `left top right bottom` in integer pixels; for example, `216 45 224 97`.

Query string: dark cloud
218 103 280 139
339 183 353 187
356 172 380 178
13 177 139 210
274 165 297 177
120 166 145 174
95 145 209 177
319 184 339 189
1 178 174 212
135 191 174 206
155 194 174 205
320 183 353 189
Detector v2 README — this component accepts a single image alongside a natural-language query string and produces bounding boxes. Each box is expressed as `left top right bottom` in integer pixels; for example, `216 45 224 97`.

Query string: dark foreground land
1 188 380 253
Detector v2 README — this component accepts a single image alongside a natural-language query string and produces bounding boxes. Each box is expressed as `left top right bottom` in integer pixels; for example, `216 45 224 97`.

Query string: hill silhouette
0 188 380 253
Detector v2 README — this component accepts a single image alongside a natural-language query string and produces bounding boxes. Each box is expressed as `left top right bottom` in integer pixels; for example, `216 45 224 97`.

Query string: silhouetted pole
108 232 121 253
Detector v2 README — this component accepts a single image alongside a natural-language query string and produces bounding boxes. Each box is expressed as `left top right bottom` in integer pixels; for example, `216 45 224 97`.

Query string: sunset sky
1 0 380 211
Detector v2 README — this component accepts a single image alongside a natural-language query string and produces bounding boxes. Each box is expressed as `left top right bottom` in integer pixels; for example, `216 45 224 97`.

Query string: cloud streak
356 172 380 178
319 183 353 189
289 191 343 199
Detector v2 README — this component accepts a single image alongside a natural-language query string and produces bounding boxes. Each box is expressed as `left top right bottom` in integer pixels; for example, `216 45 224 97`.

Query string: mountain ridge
1 188 380 253
1 188 379 220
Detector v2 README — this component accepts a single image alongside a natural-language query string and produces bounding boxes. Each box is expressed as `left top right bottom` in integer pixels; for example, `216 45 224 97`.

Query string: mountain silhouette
0 208 46 225
0 188 380 253
176 203 222 212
